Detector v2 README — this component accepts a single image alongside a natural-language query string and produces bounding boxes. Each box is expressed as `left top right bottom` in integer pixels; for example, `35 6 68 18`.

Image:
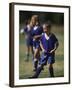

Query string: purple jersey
24 25 33 46
31 25 43 49
40 33 58 53
24 25 33 39
31 25 43 41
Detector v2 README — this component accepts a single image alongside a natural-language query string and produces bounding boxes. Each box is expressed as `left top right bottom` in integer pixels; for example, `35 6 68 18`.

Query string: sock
32 66 43 78
49 67 54 77
26 53 29 61
34 61 38 70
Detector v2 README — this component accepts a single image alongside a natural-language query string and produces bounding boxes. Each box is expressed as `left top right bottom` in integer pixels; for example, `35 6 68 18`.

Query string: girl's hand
49 49 55 53
33 36 37 39
33 35 42 39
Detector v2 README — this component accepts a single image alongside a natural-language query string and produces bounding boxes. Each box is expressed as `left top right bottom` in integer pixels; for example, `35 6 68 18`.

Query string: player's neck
46 32 51 36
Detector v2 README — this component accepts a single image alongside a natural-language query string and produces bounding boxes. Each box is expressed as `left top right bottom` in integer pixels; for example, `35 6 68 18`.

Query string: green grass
19 25 64 79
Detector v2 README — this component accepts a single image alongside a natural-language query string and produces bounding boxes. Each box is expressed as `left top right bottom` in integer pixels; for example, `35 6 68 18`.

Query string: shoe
28 76 37 79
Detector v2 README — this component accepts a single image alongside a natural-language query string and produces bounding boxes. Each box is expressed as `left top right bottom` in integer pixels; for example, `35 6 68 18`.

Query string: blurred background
19 11 64 79
19 11 64 29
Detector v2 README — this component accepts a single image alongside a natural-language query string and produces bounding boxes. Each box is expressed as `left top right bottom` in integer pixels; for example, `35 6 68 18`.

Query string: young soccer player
31 15 43 71
24 19 34 61
29 21 59 78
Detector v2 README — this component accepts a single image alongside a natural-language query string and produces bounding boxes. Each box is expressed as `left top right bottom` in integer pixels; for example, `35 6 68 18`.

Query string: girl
31 15 43 71
24 19 34 61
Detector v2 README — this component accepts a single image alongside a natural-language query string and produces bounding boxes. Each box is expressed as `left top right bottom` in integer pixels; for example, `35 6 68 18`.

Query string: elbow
57 41 59 48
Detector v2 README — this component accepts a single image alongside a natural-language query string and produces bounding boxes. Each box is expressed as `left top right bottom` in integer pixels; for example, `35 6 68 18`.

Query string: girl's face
31 15 39 26
31 17 36 26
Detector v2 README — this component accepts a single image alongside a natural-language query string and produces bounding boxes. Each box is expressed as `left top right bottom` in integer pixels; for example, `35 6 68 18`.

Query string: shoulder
34 25 43 30
33 25 43 33
51 33 56 38
24 25 28 30
51 33 58 41
24 25 31 33
41 33 45 39
38 26 43 30
51 33 55 36
24 26 27 32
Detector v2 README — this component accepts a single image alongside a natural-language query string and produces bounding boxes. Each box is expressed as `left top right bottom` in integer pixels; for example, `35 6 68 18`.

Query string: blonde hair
31 15 39 25
31 15 39 21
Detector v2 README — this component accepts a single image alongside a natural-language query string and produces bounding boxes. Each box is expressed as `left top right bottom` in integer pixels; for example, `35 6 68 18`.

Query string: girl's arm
33 34 42 39
40 41 46 52
50 41 59 53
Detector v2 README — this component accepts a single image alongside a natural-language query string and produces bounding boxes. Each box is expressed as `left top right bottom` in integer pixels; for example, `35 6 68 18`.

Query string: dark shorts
33 40 40 49
39 52 55 65
26 38 33 46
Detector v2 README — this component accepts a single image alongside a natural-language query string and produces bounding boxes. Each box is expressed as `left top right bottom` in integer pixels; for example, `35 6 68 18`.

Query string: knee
49 64 53 69
38 64 44 69
34 49 40 58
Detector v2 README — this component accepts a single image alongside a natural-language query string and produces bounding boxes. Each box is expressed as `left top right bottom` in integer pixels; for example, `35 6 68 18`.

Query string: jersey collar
33 25 38 30
45 33 49 40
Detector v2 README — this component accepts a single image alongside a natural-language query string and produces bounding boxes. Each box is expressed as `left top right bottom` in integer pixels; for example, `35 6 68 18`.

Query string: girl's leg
29 65 44 78
26 46 30 61
33 48 40 71
30 46 34 56
30 46 35 67
48 64 54 77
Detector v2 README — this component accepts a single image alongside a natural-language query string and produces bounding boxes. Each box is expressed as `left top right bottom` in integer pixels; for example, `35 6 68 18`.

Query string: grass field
19 25 64 79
